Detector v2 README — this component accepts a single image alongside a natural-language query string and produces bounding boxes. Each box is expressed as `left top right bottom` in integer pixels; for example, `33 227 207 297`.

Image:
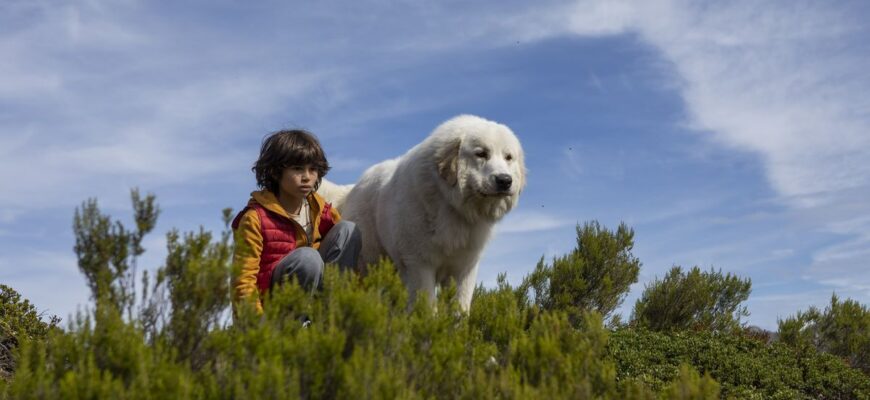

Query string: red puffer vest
232 198 337 294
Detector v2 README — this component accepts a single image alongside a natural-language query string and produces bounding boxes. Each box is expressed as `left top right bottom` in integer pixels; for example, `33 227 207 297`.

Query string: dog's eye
505 154 513 161
474 149 489 158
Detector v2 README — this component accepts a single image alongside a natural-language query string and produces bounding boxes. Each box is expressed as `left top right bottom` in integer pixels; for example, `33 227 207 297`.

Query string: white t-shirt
289 197 313 240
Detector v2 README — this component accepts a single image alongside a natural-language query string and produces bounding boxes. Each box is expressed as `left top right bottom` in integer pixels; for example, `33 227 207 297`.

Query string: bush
3 196 725 398
609 328 870 399
778 293 870 374
631 266 751 333
3 261 662 399
73 189 159 314
3 192 868 399
660 365 719 400
0 285 60 380
517 221 641 326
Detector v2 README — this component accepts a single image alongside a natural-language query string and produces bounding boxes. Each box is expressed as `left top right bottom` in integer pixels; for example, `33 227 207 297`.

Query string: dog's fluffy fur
319 115 526 310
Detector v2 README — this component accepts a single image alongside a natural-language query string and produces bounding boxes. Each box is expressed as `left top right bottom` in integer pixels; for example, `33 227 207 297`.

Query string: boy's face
278 164 318 200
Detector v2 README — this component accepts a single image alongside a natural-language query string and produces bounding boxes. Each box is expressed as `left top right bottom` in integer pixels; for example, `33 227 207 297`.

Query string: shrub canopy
517 221 641 326
779 293 870 374
0 285 59 380
631 266 751 333
2 191 868 399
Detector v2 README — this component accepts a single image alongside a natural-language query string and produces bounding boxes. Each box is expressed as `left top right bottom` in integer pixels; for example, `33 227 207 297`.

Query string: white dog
319 115 526 311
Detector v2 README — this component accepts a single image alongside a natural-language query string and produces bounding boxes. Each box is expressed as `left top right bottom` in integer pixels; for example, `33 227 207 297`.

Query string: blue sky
2 0 869 330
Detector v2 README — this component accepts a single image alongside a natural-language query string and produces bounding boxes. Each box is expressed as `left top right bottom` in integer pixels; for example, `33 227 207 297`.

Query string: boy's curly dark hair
253 129 330 195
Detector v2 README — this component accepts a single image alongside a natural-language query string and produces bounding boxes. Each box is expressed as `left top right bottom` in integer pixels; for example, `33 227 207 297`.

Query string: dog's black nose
494 174 512 191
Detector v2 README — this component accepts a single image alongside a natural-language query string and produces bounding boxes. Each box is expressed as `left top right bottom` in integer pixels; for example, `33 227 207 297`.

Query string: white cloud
646 4 870 201
0 249 89 320
2 0 548 215
514 0 870 300
0 1 344 214
565 0 639 36
497 210 575 234
530 0 870 202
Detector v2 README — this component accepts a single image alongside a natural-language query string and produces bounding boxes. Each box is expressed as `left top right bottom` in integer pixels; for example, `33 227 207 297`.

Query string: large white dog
319 115 526 310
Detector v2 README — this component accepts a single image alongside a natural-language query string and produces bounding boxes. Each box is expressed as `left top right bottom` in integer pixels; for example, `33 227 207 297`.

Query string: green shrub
2 261 660 399
3 192 869 399
73 189 159 315
608 328 870 399
660 365 719 400
778 293 870 374
0 285 60 380
631 266 750 333
517 221 641 326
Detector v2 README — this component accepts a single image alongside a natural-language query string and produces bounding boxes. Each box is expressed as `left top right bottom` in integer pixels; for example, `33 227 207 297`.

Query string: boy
231 129 361 315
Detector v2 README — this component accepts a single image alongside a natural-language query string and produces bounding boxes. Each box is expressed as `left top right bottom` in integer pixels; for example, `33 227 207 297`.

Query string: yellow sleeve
232 209 264 315
330 204 342 224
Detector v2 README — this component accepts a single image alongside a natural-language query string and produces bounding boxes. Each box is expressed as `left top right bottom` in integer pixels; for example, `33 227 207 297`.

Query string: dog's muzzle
494 174 513 192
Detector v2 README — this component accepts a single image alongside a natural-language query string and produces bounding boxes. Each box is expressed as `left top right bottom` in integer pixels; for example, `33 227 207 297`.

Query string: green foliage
149 209 233 368
73 189 159 314
3 193 869 399
2 261 660 399
609 328 870 399
0 285 60 380
778 293 870 374
0 194 670 398
631 266 751 333
14 261 759 399
660 365 719 400
517 221 641 325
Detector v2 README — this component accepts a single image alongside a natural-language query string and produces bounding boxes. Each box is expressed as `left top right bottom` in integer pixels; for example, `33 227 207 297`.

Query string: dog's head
432 115 526 222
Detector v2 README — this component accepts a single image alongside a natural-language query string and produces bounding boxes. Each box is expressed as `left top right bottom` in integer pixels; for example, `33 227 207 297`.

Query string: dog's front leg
454 265 478 312
400 265 437 309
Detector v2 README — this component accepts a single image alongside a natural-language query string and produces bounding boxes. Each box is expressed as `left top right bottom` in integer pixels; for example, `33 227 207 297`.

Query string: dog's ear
516 151 528 192
435 137 461 186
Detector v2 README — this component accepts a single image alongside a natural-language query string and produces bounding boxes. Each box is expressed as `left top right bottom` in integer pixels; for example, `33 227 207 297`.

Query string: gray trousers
270 220 361 292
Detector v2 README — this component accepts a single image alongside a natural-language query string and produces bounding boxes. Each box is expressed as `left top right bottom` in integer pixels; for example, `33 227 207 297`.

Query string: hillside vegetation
1 190 868 399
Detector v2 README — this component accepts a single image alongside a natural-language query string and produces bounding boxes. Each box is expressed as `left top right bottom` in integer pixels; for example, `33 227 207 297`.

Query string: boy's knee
336 221 362 246
294 247 324 276
336 220 359 236
273 247 324 290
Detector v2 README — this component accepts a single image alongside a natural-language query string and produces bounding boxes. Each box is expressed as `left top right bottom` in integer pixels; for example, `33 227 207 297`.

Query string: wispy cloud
646 3 869 202
497 211 575 234
0 1 344 214
0 249 88 319
532 0 870 202
0 0 556 215
513 0 870 298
